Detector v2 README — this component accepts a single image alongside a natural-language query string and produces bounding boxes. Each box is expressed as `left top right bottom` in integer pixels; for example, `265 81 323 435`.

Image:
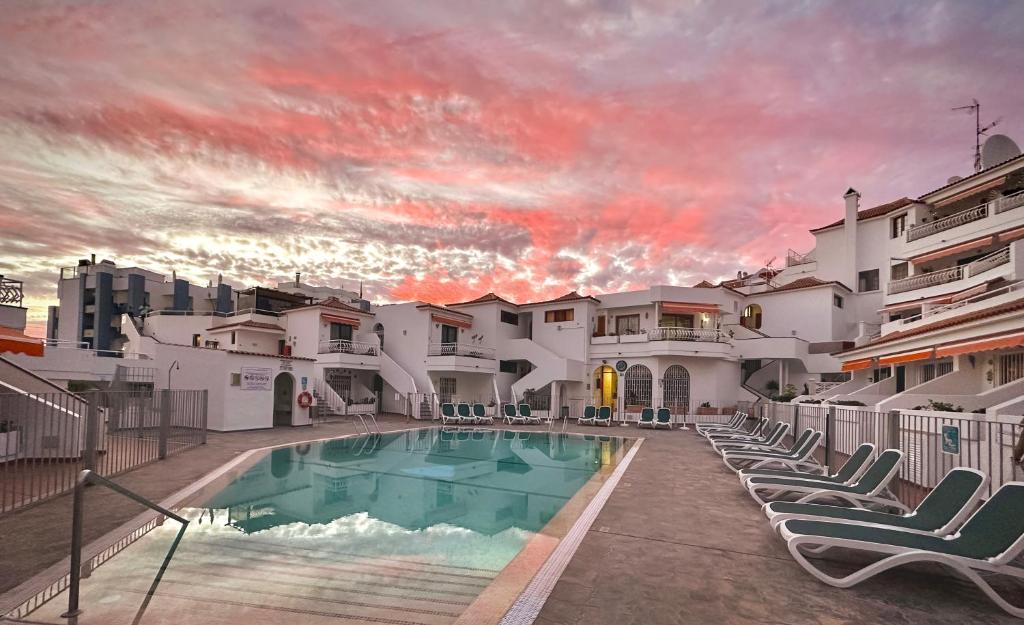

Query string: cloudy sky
2 0 1023 335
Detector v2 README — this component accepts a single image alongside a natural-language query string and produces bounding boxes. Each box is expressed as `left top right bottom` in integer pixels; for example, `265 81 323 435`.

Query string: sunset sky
2 0 1023 335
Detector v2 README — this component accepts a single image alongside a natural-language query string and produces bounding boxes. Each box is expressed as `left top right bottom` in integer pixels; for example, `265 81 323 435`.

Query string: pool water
11 428 631 625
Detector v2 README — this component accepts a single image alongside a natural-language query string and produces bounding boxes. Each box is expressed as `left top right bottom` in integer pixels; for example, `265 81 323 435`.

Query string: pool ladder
352 412 381 435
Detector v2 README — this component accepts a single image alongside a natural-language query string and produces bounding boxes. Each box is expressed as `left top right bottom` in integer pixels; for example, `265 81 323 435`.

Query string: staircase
504 338 585 400
310 377 347 418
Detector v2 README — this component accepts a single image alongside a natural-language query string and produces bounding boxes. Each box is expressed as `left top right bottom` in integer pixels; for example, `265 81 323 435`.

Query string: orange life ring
297 391 314 408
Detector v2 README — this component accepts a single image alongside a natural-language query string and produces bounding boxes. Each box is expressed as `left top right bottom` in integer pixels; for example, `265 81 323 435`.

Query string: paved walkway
0 416 1019 624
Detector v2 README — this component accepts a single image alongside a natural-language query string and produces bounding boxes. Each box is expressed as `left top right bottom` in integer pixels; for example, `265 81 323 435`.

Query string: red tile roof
919 153 1024 199
285 296 371 315
692 280 716 288
446 292 517 307
809 197 915 233
838 298 1024 354
767 277 852 294
520 290 600 307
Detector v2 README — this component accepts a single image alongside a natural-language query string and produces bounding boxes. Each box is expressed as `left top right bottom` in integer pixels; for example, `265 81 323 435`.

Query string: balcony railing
647 327 728 342
318 339 379 356
887 246 1011 295
906 190 1024 242
428 342 496 359
906 203 988 242
785 249 814 267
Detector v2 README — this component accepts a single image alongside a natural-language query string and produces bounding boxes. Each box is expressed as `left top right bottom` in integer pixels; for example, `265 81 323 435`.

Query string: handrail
427 342 496 358
648 327 727 342
897 281 1024 326
906 203 988 242
63 470 188 618
318 339 379 356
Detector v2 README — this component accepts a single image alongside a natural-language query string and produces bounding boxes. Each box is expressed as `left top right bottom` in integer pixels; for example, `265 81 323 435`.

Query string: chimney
90 253 96 264
843 188 860 289
295 272 301 287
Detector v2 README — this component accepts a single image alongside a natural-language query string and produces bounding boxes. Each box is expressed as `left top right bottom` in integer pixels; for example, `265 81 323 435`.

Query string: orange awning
912 235 994 264
661 302 720 315
936 331 1024 358
841 358 875 372
879 348 934 366
431 314 472 329
0 326 44 357
322 313 360 328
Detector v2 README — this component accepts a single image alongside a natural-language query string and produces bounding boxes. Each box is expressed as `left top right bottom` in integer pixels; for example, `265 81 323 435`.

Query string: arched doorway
373 323 384 350
273 372 294 426
663 365 691 413
593 365 617 408
741 304 763 330
623 365 653 409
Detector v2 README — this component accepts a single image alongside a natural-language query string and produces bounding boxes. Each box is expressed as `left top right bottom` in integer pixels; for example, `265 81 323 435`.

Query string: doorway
593 365 617 408
273 372 295 426
895 366 906 393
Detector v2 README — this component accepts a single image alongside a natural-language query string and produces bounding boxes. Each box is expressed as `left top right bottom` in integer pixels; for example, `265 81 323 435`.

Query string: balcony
905 190 1024 243
887 246 1011 295
590 327 731 358
318 339 378 356
427 343 496 359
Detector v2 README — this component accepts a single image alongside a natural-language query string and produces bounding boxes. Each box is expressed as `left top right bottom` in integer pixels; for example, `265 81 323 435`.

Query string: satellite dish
981 134 1021 169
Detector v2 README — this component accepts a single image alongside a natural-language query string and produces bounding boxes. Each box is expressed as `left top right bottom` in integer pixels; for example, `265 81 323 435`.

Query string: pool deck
1 416 1021 625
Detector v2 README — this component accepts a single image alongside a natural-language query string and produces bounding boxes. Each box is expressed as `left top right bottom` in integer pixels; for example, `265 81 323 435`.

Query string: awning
431 314 472 329
912 235 994 264
0 326 44 357
881 295 952 313
322 313 360 328
841 358 875 372
660 302 720 315
934 177 1006 206
997 225 1024 245
879 348 934 366
936 331 1024 358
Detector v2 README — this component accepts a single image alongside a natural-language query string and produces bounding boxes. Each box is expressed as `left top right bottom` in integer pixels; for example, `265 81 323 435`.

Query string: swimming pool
5 428 637 625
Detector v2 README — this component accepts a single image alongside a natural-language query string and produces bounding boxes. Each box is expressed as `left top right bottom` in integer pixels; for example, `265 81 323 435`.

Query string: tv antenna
952 99 1000 172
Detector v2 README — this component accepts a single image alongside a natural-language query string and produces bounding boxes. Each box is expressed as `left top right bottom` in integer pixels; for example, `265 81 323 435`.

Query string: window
500 310 519 325
615 314 640 335
891 213 907 239
499 360 518 374
921 359 954 384
330 322 353 342
872 367 891 383
440 324 458 344
230 331 236 344
858 269 879 292
544 308 574 323
659 313 694 328
833 295 844 309
277 339 286 355
438 377 457 403
998 352 1024 385
890 262 909 281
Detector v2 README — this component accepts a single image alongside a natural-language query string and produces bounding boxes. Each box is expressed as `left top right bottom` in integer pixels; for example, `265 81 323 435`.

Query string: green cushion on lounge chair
639 408 654 423
504 404 517 418
441 403 456 417
597 406 612 420
767 468 986 532
742 444 873 482
473 403 486 418
656 408 671 424
748 449 902 494
582 405 596 419
519 404 532 417
785 483 1024 559
457 403 471 418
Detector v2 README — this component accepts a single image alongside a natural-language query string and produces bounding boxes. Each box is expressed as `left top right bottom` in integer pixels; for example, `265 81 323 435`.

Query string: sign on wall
615 360 628 372
240 367 273 391
941 425 961 455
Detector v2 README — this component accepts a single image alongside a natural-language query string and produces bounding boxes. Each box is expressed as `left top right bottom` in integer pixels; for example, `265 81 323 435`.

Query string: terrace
0 415 1015 625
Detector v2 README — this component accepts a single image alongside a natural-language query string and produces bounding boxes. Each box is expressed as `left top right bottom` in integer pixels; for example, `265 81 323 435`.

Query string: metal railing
0 276 24 305
427 343 496 359
40 340 152 360
62 469 189 618
648 327 727 342
0 389 207 516
765 402 1023 509
785 249 814 267
897 281 1024 326
907 203 988 242
318 339 379 356
888 265 963 294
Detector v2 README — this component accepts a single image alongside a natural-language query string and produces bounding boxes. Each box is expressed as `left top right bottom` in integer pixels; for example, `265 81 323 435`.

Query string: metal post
887 409 901 451
158 389 171 460
200 390 209 445
83 392 99 472
825 405 837 470
61 475 86 618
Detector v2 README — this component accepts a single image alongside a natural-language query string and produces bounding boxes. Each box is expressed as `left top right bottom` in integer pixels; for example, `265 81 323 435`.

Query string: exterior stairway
504 338 585 400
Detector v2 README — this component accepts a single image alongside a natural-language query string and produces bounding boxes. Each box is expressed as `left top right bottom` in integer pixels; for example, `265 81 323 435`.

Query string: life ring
297 391 314 408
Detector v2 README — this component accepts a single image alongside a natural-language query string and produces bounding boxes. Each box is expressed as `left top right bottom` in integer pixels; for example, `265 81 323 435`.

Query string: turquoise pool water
13 428 630 625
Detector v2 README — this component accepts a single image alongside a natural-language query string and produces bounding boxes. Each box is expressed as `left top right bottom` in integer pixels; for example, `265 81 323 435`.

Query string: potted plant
0 420 19 461
696 401 717 415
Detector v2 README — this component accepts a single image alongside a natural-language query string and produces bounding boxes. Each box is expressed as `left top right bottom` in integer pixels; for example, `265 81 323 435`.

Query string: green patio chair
595 405 613 426
473 403 493 424
440 402 458 425
739 443 874 486
519 403 542 425
504 403 527 425
654 407 673 429
637 407 655 428
578 405 597 425
456 402 476 424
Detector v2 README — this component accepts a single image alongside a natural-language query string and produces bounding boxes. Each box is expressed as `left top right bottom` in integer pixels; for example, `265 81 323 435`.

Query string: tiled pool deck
1 416 1020 625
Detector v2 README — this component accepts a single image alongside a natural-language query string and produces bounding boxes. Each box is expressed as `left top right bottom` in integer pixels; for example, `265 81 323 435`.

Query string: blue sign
941 425 960 455
301 376 308 391
615 360 628 372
